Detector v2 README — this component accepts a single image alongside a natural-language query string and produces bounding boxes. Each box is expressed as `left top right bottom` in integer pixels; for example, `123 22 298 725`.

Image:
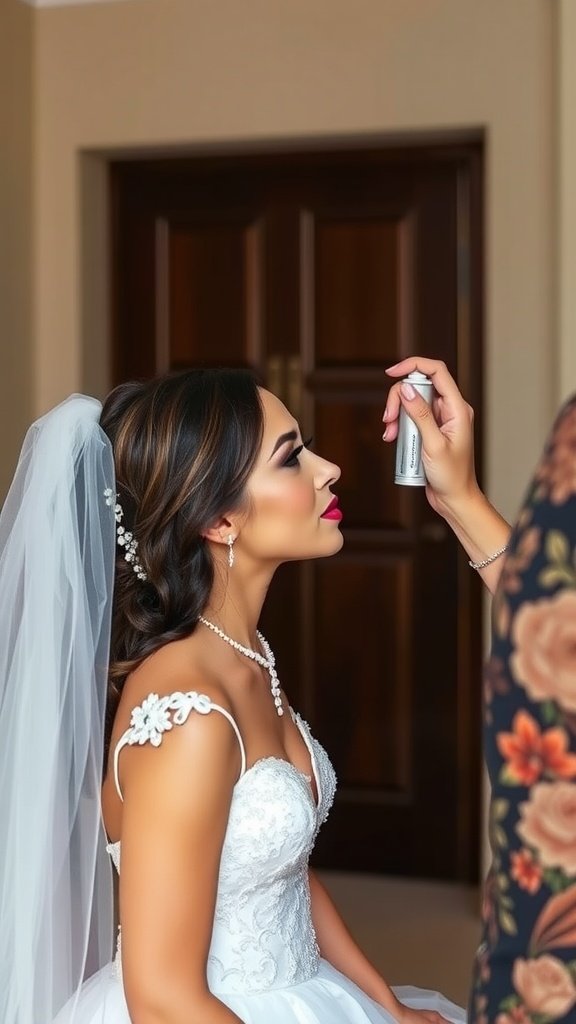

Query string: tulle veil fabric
0 396 116 1023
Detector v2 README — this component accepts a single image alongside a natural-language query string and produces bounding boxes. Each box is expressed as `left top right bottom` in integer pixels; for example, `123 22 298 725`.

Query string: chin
278 528 345 564
304 530 345 561
330 530 345 555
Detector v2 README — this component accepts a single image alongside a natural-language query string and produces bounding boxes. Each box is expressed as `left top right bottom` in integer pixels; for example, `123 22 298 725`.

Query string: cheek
255 474 316 524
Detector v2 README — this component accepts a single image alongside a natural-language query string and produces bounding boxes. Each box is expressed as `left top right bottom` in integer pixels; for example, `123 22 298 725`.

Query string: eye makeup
281 437 314 468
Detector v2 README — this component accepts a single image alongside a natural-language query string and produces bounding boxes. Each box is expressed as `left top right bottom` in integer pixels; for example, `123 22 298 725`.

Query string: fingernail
382 427 388 440
383 408 389 422
401 382 417 400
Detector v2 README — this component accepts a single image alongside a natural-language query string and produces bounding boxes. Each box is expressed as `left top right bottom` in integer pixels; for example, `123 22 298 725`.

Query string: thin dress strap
112 690 247 802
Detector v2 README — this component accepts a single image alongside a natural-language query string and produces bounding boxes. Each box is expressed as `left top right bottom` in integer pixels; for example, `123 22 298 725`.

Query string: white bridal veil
0 396 116 1023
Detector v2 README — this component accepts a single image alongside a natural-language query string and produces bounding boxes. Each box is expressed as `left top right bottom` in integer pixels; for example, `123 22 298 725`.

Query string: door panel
314 217 402 367
294 164 467 877
158 217 265 371
110 141 483 881
314 556 414 794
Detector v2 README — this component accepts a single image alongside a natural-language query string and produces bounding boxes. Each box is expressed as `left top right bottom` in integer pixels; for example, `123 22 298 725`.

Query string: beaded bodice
106 693 337 995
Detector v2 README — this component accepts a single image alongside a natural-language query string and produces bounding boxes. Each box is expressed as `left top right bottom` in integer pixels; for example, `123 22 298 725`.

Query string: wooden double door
111 140 483 881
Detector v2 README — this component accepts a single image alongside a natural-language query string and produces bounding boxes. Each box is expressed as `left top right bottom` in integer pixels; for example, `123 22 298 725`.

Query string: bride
0 359 475 1024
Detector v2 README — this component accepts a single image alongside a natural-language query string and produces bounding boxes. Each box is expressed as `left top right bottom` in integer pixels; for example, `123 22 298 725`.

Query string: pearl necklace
198 616 284 717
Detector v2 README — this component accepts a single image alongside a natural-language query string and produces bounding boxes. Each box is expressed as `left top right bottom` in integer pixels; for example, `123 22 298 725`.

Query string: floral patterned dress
470 396 576 1024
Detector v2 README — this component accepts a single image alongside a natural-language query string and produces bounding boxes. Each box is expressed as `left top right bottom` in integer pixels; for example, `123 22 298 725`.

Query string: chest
219 737 337 881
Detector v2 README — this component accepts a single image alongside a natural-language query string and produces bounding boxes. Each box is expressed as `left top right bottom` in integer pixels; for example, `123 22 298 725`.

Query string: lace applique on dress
112 690 247 801
124 690 215 745
290 707 337 828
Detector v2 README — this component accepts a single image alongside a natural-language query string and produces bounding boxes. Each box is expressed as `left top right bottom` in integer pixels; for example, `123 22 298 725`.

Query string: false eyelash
283 436 314 467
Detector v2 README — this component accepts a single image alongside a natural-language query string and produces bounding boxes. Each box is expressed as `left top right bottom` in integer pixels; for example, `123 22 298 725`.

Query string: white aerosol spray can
394 371 434 486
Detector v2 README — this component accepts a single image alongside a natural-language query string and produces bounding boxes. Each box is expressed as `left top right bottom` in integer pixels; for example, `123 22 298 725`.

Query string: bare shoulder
119 637 233 721
114 646 244 1011
111 639 241 801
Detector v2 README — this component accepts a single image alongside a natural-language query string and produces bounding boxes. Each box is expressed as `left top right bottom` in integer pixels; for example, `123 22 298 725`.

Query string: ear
202 516 236 548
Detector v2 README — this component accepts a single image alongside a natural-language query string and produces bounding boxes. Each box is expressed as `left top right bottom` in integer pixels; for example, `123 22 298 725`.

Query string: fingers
394 381 444 452
383 380 401 420
382 383 402 439
382 382 427 442
385 356 465 407
383 356 474 447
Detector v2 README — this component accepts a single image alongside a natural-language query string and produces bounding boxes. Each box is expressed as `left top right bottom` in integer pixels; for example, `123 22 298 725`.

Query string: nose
314 452 341 489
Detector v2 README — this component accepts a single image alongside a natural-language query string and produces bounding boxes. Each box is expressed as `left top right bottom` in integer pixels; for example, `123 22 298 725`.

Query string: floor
318 871 481 1009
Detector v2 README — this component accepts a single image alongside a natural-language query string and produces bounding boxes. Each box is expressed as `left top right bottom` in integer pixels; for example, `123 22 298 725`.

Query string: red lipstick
320 496 343 521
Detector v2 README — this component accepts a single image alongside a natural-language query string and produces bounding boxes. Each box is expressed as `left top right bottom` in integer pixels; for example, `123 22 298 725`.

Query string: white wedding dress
56 692 466 1024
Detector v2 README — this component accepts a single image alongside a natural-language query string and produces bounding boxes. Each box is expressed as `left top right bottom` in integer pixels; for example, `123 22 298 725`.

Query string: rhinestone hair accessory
104 488 147 581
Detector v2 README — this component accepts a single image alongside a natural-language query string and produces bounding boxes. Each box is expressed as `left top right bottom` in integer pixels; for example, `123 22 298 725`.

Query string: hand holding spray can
394 371 435 486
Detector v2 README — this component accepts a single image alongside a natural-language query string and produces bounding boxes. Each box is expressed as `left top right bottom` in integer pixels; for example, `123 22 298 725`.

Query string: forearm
129 988 244 1024
308 869 400 1016
440 486 512 595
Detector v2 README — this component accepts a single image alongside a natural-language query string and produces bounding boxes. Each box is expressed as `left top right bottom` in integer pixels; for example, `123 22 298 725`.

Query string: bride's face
237 388 343 565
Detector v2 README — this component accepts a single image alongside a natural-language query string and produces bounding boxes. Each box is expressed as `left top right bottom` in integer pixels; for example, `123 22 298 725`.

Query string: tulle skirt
55 957 466 1023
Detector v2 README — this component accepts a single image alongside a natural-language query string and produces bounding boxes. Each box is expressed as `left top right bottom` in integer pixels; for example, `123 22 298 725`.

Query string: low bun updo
99 368 263 748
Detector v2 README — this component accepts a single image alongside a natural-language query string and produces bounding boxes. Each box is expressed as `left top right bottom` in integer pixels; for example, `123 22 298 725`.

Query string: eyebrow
269 430 298 460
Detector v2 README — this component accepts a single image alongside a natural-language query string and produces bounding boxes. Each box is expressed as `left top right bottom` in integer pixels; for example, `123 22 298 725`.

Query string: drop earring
228 534 235 568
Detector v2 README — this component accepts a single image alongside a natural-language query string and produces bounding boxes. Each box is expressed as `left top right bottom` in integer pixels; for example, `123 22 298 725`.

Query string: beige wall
0 0 559 517
0 0 34 498
30 0 557 523
558 0 576 404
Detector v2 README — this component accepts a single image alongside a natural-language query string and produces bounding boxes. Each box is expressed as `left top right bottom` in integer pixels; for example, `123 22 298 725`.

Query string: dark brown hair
99 368 263 752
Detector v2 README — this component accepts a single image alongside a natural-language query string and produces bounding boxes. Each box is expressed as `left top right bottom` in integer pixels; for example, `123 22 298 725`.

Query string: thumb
399 381 442 450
